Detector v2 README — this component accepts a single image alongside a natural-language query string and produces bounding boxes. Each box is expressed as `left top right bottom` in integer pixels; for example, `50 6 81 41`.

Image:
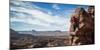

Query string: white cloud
52 4 60 10
47 11 53 15
10 1 70 31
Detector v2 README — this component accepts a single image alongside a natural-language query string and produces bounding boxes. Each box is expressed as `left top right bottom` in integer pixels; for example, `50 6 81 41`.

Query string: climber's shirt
70 15 79 32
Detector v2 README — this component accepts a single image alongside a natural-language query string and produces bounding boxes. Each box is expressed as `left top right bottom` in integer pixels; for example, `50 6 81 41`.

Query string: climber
69 8 80 45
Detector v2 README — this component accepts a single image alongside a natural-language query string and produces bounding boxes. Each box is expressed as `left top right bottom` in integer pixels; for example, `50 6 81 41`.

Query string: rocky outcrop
69 7 94 45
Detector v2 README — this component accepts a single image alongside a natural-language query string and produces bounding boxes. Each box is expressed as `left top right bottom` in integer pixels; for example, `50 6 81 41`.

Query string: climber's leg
72 36 79 45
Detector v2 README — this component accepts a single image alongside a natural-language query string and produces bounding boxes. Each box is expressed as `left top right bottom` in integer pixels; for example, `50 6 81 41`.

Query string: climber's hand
70 32 76 35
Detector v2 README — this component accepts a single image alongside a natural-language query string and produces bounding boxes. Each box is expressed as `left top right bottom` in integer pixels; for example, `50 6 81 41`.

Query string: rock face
69 7 94 45
69 21 94 45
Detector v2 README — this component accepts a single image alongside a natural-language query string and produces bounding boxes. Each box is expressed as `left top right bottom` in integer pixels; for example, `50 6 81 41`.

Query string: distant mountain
10 29 20 36
54 30 61 32
32 30 38 33
10 29 18 34
32 30 36 32
10 29 35 40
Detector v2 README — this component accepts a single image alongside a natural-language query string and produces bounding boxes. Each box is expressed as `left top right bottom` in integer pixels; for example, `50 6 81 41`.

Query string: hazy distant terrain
10 29 70 49
18 30 70 36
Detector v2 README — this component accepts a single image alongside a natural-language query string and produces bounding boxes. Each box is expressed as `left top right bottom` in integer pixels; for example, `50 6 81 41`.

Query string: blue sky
10 1 89 31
